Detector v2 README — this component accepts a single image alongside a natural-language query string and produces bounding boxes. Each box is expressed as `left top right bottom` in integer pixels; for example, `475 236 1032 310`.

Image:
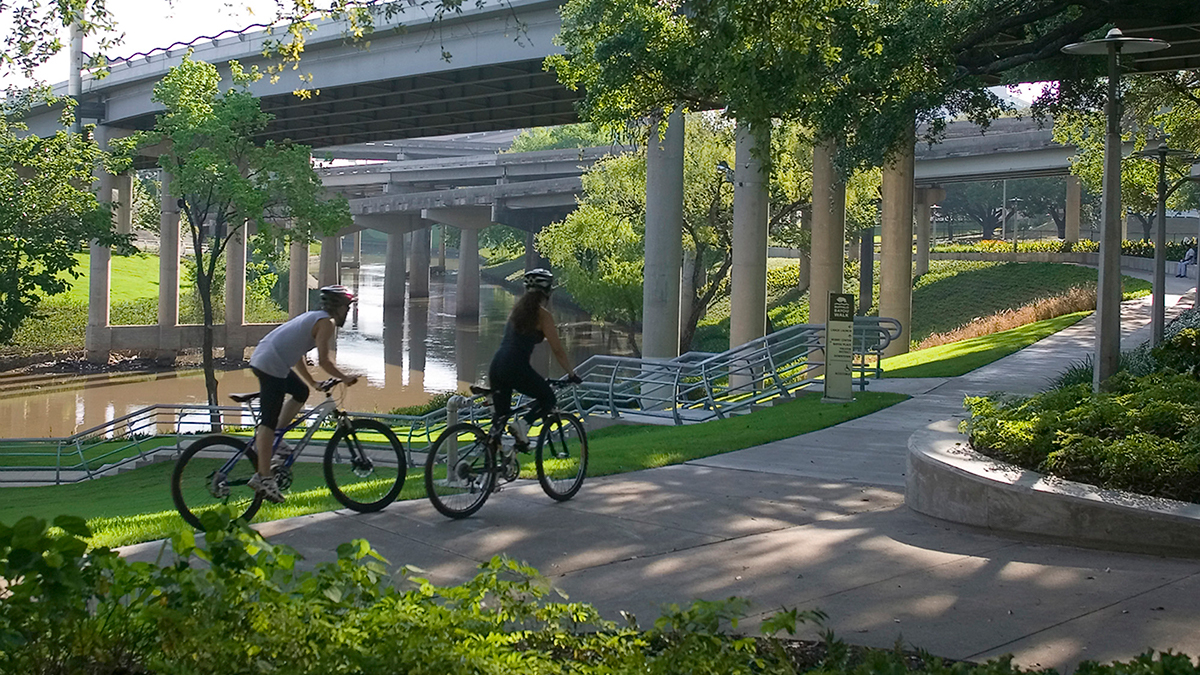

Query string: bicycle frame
217 394 342 476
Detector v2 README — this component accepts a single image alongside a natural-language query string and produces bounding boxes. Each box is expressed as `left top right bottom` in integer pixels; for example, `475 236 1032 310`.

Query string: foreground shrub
963 372 1200 503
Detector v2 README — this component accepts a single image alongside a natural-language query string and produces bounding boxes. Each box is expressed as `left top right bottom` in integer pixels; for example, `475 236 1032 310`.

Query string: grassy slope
695 260 1150 353
1 391 906 548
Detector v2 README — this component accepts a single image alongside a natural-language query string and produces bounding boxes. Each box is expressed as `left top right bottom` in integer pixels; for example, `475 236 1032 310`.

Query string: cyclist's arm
538 307 577 378
312 317 359 385
293 358 319 388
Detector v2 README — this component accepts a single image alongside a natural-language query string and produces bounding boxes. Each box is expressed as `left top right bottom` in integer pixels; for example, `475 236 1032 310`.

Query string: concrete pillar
115 174 134 235
288 238 309 317
157 171 180 360
224 226 247 360
643 109 685 359
410 225 431 298
1066 175 1081 243
730 122 770 350
809 138 846 325
457 227 480 317
913 187 944 277
879 127 916 358
384 231 407 308
525 230 539 272
85 127 116 364
437 225 446 271
319 235 340 286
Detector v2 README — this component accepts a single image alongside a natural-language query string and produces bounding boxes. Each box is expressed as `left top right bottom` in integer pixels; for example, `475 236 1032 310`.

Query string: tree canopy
121 53 351 407
0 109 130 344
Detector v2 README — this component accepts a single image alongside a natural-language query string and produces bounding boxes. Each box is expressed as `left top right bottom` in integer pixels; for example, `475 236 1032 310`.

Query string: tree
939 182 1004 241
0 107 130 344
538 115 838 354
125 53 350 409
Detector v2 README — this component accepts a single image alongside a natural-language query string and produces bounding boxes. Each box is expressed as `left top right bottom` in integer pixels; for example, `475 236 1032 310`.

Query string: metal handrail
0 316 900 485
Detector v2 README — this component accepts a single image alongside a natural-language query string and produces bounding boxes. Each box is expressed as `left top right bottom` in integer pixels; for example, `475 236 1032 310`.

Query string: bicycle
424 378 588 519
171 378 407 530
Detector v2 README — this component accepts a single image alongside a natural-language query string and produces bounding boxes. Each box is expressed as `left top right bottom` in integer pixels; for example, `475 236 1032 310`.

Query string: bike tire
424 422 495 519
535 412 588 502
171 434 263 530
324 418 408 512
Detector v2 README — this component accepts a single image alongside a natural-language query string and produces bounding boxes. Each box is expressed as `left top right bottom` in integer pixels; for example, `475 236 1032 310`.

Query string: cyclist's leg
251 367 289 478
513 367 556 428
274 373 310 445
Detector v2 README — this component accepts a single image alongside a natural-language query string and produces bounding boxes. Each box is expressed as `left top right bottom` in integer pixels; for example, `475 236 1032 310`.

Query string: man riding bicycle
246 285 360 503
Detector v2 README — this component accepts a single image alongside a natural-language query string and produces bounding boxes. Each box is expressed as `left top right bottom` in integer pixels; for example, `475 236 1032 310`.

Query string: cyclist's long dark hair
509 289 548 335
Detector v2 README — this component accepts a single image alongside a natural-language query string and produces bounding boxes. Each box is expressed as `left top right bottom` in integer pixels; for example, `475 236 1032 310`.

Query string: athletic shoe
248 473 286 504
509 420 531 453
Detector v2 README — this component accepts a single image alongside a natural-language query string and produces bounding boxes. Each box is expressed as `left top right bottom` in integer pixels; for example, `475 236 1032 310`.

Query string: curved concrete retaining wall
907 419 1200 556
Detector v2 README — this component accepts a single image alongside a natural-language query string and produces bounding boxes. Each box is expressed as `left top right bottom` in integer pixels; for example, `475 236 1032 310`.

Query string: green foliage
124 52 350 404
963 372 1200 503
388 391 459 417
0 109 132 344
508 123 617 152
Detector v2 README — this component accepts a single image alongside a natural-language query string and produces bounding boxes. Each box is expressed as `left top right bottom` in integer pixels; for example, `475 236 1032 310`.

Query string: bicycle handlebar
318 378 342 393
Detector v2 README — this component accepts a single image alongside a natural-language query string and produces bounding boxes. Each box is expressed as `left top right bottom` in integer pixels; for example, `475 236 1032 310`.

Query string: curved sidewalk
122 268 1200 673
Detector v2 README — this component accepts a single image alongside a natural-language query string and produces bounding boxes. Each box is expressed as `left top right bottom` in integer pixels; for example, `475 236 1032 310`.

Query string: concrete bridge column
86 127 118 365
1066 176 1081 243
809 138 846 326
288 237 309 317
730 122 769 350
437 225 446 271
384 231 407 308
157 171 181 360
115 174 134 235
224 226 247 361
319 235 340 286
643 109 684 359
680 249 696 337
409 225 431 298
880 128 916 357
458 227 481 317
524 230 540 272
914 187 944 277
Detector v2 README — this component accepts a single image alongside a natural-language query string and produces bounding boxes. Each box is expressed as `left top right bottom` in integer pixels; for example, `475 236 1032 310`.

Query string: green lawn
58 252 163 303
881 311 1090 378
1 390 906 548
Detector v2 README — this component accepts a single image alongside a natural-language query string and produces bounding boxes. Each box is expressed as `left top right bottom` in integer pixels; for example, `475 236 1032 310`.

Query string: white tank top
249 310 331 378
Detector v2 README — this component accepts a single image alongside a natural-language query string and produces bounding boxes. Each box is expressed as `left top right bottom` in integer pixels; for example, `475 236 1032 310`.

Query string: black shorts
251 367 310 430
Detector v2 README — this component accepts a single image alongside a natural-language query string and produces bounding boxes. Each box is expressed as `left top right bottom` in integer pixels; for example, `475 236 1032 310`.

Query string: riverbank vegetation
693 260 1150 355
0 391 904 549
963 308 1200 505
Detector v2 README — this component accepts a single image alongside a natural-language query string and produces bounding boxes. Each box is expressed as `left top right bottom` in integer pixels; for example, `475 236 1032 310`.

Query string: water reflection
1 261 628 438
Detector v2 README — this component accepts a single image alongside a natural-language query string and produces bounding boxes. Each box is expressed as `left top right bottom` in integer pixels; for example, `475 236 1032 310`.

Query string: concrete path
124 267 1200 673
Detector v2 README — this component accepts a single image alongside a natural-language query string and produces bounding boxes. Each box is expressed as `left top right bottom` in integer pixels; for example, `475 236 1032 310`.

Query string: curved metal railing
0 317 900 485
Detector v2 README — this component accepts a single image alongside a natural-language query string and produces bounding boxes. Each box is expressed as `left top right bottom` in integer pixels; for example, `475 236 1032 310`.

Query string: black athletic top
496 320 544 363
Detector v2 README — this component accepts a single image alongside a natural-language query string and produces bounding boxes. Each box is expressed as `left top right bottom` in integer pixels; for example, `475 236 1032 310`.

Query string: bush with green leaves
4 511 1199 674
964 371 1200 503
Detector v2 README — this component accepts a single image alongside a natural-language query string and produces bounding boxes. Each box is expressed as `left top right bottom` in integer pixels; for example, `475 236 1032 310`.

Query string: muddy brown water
1 264 629 438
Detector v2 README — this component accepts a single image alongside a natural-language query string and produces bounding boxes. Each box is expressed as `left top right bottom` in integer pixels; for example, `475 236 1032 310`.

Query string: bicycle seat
229 392 260 404
470 385 492 396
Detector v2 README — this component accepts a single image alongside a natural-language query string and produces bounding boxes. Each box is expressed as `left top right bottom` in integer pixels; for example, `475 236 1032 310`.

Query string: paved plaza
123 266 1200 673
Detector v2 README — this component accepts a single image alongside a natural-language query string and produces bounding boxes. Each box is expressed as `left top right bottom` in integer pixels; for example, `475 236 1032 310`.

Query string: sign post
823 293 855 403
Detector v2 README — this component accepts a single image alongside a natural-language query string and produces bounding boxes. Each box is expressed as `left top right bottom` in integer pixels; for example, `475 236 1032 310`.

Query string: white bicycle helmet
524 268 555 293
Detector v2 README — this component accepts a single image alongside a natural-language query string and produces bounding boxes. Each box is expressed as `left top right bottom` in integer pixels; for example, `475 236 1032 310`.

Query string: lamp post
1063 28 1169 391
1009 197 1023 252
1134 143 1199 345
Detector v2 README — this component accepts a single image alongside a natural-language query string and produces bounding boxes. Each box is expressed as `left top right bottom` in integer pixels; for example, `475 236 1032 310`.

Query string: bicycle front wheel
324 419 407 512
171 434 263 530
424 422 495 519
536 412 588 501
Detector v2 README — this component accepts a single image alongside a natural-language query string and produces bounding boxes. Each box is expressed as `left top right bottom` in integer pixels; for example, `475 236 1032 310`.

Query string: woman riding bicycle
488 268 582 449
246 285 360 503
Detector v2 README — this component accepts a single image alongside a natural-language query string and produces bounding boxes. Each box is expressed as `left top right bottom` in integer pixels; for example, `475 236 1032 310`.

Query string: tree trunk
1135 213 1152 242
626 320 641 358
1051 209 1066 239
198 270 221 431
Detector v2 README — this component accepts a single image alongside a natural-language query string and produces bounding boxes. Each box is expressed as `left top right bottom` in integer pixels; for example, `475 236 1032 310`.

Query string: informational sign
823 292 855 403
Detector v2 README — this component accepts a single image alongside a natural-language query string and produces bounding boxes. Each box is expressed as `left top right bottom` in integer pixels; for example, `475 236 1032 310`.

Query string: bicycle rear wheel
171 434 263 530
535 412 588 501
324 418 407 512
424 422 495 519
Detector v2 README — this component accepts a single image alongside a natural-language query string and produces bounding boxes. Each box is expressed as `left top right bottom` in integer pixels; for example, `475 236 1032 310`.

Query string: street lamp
1009 197 1023 252
1062 28 1170 392
1134 142 1199 346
